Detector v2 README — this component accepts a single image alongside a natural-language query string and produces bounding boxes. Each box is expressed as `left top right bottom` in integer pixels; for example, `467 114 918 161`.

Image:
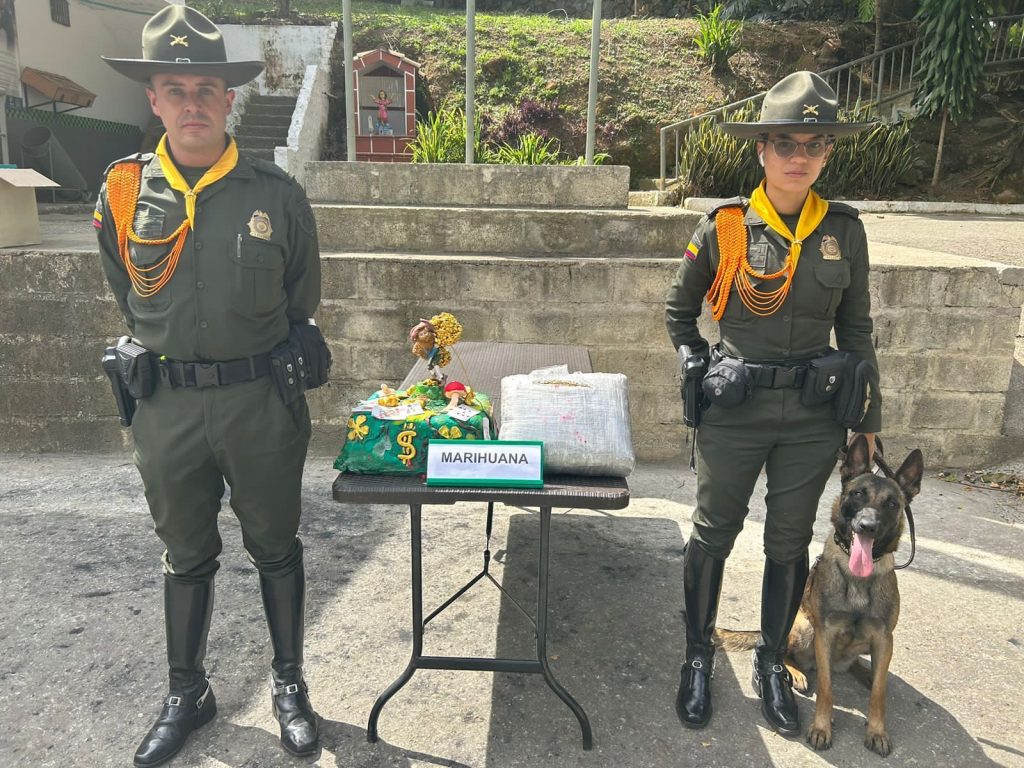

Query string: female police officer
665 71 880 735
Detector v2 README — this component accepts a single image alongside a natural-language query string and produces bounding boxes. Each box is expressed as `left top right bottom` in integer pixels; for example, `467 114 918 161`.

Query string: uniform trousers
132 376 311 576
693 386 845 563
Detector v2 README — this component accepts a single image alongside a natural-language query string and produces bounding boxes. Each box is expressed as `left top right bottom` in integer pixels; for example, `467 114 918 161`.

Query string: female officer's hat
718 71 875 139
102 5 263 88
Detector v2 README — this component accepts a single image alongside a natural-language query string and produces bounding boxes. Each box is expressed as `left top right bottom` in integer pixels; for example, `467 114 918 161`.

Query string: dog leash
873 451 916 570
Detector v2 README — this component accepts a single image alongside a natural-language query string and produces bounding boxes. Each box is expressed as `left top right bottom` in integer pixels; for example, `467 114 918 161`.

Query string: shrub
694 4 743 72
485 100 561 147
677 103 916 199
677 103 761 198
817 117 917 199
494 133 563 165
409 106 491 163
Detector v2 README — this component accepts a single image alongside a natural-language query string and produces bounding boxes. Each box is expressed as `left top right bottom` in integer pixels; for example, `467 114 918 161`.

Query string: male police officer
96 6 322 765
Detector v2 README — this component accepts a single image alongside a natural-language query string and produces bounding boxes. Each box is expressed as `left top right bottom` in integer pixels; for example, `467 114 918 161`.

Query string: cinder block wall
1 248 1021 467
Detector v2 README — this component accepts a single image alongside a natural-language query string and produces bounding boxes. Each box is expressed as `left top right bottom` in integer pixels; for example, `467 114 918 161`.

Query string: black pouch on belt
832 354 872 428
800 348 848 407
702 353 753 408
115 340 158 399
270 335 308 405
289 322 332 389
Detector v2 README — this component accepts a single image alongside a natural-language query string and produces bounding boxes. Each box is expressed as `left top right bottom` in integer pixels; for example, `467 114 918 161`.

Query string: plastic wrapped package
498 366 635 477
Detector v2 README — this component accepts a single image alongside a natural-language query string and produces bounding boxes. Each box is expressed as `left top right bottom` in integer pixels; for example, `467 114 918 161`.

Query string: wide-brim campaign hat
719 71 875 139
102 5 263 88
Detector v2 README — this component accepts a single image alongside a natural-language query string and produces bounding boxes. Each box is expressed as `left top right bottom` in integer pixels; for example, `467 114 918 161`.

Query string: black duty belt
160 353 271 389
745 362 808 389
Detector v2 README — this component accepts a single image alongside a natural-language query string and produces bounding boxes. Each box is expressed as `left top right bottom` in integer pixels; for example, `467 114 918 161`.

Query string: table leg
367 503 423 743
536 506 594 750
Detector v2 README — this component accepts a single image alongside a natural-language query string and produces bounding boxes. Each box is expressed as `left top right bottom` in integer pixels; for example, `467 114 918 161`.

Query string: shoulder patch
707 196 747 217
828 201 861 218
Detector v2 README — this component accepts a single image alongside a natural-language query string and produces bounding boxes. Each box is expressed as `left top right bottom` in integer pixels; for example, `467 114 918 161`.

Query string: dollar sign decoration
397 422 417 465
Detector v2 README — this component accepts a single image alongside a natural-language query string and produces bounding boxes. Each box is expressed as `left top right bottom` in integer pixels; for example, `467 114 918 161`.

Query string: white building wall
15 0 174 128
221 25 335 97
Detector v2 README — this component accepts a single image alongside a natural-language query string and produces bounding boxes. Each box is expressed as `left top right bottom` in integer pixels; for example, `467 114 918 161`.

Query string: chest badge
248 210 273 241
820 234 842 260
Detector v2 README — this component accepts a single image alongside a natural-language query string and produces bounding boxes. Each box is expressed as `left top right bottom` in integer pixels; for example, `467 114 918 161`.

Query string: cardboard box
0 168 59 248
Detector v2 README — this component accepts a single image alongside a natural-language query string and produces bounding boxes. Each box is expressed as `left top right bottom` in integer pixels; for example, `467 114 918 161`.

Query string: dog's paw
807 725 833 751
789 667 809 694
865 729 892 757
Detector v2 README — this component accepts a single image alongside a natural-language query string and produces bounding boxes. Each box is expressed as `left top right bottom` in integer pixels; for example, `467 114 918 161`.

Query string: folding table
331 342 630 749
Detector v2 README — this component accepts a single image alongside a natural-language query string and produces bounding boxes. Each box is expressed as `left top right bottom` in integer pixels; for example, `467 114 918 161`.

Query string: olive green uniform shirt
96 151 321 361
665 197 881 433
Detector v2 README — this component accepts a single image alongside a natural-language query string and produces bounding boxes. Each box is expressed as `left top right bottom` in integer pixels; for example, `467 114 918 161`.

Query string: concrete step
313 203 701 258
248 95 297 106
241 113 293 127
305 161 631 209
235 136 283 150
244 102 296 117
235 123 290 139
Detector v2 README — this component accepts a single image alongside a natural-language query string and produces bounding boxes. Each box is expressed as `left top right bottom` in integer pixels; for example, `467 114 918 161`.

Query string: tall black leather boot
134 570 217 768
259 540 320 757
752 553 809 736
676 539 725 729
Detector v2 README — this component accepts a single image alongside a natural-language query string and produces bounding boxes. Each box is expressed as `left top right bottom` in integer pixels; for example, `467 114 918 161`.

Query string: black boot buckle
272 680 304 697
166 695 182 707
687 654 715 678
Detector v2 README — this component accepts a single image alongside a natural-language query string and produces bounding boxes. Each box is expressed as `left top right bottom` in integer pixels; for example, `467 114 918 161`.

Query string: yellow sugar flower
347 414 369 441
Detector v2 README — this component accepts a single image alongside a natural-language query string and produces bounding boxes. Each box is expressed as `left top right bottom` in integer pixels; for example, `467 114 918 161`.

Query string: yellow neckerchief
707 181 829 319
107 135 237 297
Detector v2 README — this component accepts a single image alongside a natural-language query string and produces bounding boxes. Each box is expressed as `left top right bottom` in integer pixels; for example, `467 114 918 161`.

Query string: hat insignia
803 104 819 115
820 234 842 260
170 35 189 47
248 211 273 240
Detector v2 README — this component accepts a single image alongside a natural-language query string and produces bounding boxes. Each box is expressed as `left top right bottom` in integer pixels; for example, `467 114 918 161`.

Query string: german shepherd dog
717 435 924 757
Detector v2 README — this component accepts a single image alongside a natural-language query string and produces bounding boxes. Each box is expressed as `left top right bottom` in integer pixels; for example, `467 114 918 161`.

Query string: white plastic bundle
498 366 635 477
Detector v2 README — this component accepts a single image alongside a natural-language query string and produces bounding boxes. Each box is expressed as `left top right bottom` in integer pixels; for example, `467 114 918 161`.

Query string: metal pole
585 0 602 165
466 0 476 164
343 0 355 161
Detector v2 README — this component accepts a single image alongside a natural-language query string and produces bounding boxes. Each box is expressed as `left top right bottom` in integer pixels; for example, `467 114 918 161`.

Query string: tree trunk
874 0 883 54
931 107 948 187
278 0 291 17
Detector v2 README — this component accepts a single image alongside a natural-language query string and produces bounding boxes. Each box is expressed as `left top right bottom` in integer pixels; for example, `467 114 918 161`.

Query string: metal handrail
659 13 1024 188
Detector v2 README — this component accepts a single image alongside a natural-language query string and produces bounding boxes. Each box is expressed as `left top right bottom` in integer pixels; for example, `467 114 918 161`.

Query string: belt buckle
773 366 797 388
194 363 220 388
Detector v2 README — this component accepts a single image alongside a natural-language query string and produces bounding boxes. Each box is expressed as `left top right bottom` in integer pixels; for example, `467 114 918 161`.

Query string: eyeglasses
763 137 833 159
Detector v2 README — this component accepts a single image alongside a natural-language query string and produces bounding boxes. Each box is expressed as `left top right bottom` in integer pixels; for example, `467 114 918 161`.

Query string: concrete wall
14 0 171 128
275 24 337 187
221 24 335 98
1 245 1021 468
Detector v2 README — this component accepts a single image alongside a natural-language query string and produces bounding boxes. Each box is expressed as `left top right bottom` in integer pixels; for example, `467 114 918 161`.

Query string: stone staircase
234 94 296 162
305 162 701 259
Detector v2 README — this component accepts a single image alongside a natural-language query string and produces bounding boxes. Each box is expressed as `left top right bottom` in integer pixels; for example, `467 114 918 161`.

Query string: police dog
717 435 924 757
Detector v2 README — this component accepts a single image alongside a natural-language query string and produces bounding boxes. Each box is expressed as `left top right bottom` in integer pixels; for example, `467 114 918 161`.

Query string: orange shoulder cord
106 162 189 298
706 206 796 320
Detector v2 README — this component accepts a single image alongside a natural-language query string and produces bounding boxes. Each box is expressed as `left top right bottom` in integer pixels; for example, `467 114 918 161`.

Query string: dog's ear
895 449 924 503
841 434 872 483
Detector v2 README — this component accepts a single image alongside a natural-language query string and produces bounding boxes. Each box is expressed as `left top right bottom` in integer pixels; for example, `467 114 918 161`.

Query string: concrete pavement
1 453 1022 768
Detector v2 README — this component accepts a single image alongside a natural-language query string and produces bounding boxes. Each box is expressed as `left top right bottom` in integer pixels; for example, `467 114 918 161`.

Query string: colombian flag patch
92 208 103 230
684 238 700 261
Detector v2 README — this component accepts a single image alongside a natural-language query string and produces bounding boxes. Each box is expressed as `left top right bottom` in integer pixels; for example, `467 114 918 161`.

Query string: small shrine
352 48 419 163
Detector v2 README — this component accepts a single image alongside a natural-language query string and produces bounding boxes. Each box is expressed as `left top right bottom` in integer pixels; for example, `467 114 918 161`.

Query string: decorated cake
334 313 496 475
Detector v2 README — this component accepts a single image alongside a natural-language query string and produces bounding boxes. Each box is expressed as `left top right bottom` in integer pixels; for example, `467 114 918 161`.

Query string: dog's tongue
849 533 875 578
